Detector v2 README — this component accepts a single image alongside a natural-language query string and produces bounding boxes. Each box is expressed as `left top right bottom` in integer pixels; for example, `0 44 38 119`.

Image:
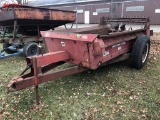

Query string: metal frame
0 49 23 59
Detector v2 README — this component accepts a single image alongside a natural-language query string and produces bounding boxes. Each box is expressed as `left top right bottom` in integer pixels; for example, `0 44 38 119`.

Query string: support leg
13 20 17 41
33 58 40 105
2 27 6 40
35 85 39 105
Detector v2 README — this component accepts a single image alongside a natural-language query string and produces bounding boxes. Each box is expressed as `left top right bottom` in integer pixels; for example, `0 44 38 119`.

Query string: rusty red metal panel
43 38 90 64
41 31 99 43
0 5 76 26
102 40 134 63
86 39 135 69
103 35 136 47
15 9 75 21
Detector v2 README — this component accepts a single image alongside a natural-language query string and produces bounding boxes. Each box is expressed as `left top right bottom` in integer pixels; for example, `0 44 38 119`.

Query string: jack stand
35 85 39 105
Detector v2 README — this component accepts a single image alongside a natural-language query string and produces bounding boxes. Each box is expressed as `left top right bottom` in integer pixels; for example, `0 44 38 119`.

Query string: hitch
7 51 88 105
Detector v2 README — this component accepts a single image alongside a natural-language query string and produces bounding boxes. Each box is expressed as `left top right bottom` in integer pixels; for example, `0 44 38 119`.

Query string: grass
0 43 160 120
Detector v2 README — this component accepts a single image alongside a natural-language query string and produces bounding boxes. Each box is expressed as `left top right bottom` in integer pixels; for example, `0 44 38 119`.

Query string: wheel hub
142 43 149 63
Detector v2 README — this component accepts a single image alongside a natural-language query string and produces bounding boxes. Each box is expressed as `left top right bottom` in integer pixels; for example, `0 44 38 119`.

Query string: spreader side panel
44 38 90 65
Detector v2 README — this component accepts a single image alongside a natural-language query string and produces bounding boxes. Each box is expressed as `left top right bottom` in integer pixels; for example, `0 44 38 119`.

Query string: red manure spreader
7 17 152 104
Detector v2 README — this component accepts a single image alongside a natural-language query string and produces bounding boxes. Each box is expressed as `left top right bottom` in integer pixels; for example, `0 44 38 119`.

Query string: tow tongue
7 77 24 92
7 51 70 92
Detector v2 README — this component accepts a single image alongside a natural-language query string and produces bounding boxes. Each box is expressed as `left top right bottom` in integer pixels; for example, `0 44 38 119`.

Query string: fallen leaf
129 96 133 100
116 100 121 105
132 109 136 113
0 114 2 119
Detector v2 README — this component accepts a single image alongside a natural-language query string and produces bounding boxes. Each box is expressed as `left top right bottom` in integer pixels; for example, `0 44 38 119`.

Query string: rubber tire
23 42 39 57
3 43 16 54
130 35 150 69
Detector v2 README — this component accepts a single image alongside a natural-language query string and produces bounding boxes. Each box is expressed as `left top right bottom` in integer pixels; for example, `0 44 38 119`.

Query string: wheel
3 43 16 54
130 35 150 69
23 42 39 57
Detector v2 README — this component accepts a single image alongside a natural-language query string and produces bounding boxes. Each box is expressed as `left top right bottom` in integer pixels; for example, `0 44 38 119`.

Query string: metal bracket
0 49 23 59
